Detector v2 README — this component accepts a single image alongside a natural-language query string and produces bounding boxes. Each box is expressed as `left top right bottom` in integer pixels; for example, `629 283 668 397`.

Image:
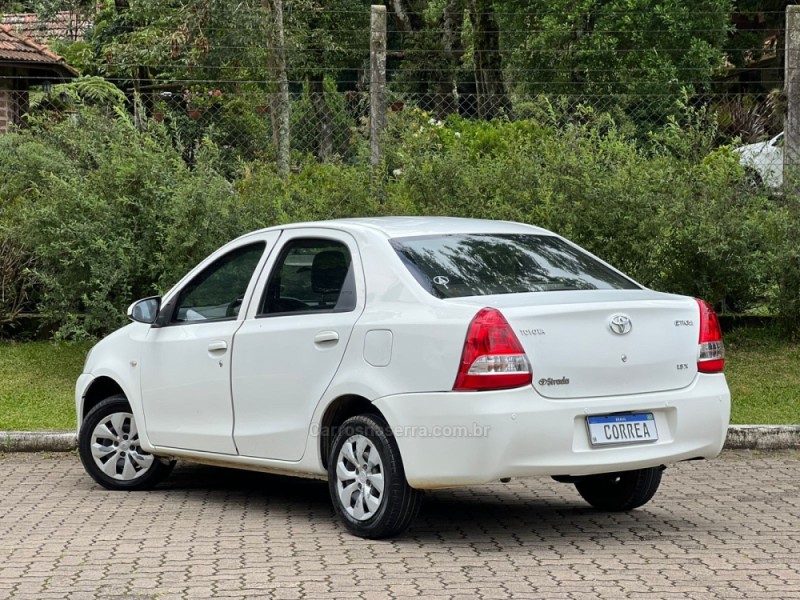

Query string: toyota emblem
609 314 632 335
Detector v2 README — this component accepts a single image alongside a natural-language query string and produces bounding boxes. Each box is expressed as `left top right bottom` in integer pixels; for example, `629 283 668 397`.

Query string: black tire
79 394 175 491
328 414 423 539
743 166 764 190
574 467 663 512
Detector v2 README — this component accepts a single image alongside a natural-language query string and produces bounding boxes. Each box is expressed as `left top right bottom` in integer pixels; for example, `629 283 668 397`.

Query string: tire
574 467 663 512
78 394 175 491
328 414 423 539
743 166 764 190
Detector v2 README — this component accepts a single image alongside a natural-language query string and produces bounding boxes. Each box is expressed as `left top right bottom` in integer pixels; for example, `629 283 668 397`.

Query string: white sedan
735 131 783 188
76 217 730 538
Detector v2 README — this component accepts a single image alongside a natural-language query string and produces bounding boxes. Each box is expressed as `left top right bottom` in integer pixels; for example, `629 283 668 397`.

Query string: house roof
0 23 78 80
1 12 89 44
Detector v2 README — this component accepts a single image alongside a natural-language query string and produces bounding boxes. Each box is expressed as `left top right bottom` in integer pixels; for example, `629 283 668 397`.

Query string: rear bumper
373 375 730 489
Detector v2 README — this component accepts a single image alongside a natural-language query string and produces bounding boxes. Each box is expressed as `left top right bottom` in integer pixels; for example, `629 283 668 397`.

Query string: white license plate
587 413 658 446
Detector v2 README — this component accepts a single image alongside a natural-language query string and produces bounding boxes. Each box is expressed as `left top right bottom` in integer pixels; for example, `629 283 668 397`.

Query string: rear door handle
314 331 339 344
208 340 228 353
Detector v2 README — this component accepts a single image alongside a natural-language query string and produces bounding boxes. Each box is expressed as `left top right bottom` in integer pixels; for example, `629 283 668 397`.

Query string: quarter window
260 239 356 315
172 242 266 323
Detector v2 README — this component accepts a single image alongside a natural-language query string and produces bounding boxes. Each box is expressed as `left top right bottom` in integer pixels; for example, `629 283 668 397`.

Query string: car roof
242 217 554 241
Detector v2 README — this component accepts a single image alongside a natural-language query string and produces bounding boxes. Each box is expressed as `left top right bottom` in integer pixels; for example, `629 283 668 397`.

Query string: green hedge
0 105 796 339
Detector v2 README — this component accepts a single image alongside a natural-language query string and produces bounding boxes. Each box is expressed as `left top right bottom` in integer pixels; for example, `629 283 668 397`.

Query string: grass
724 326 800 425
0 327 797 430
0 341 91 430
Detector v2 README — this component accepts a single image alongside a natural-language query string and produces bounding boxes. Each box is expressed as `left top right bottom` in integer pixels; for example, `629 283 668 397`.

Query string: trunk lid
449 290 699 399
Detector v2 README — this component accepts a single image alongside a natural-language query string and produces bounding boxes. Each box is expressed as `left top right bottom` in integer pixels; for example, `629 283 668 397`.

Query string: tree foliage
499 0 730 123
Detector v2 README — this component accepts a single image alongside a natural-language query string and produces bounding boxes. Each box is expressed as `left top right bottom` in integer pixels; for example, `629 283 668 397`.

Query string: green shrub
0 230 37 335
0 110 251 337
237 158 378 224
0 101 796 339
384 108 780 315
773 205 800 339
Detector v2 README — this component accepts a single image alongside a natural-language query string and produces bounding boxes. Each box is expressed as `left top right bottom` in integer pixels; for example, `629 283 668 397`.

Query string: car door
141 234 279 454
231 229 365 461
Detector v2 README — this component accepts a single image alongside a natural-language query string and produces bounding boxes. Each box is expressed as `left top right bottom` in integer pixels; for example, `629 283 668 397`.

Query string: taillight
454 308 532 391
696 299 724 373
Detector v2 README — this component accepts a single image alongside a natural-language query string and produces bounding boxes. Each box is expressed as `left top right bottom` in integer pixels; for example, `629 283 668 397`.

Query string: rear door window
390 234 639 298
259 238 357 315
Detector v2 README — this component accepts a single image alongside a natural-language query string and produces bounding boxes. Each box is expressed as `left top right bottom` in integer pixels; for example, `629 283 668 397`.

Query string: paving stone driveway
0 450 798 600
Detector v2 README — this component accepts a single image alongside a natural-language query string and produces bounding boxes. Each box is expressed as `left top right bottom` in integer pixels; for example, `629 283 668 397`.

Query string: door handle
208 340 228 353
314 331 339 344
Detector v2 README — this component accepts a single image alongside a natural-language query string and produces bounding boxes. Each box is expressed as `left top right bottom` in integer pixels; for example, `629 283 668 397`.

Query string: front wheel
79 394 174 491
328 414 422 539
574 467 663 511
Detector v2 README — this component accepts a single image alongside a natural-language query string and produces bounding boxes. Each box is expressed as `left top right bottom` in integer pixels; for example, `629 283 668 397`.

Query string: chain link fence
0 6 789 170
0 84 784 161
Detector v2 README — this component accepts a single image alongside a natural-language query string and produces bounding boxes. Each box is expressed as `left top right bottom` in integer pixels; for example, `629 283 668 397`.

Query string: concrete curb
1 425 799 453
723 425 800 450
1 431 77 452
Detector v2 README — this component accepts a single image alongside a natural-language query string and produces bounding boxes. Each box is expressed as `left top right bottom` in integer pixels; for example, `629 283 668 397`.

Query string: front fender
75 323 154 451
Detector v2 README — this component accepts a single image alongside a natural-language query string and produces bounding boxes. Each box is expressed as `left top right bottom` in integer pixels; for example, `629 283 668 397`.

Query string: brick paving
0 450 798 599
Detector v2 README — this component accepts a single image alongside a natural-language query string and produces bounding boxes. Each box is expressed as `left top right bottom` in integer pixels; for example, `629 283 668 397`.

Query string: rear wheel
574 467 663 511
328 414 422 539
79 394 174 491
743 166 764 190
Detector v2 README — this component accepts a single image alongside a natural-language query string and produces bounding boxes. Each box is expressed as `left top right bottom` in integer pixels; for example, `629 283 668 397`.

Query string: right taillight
696 298 724 373
454 308 532 391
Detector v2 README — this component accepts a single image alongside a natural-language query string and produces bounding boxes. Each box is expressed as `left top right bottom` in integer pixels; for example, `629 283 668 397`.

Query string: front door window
172 242 265 323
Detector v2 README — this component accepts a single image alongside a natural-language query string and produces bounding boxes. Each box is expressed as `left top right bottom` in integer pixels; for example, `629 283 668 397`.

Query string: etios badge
609 314 632 335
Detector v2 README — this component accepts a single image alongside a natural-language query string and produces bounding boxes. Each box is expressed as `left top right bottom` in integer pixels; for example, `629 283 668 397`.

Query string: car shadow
150 462 702 545
408 490 697 545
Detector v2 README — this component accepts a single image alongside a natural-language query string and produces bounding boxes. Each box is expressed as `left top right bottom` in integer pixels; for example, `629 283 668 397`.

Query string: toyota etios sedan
76 217 730 538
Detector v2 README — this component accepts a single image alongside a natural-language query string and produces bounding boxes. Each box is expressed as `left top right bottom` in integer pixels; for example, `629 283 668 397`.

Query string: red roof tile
1 12 89 44
0 23 78 77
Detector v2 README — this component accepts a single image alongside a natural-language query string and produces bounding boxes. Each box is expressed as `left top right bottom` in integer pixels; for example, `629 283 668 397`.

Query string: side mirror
153 296 177 328
127 296 161 324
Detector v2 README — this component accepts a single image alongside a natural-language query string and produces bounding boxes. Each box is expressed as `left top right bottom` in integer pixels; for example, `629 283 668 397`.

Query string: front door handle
314 331 339 344
208 340 228 353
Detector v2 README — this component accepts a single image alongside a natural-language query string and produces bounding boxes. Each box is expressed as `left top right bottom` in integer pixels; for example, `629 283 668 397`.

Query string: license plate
587 413 658 446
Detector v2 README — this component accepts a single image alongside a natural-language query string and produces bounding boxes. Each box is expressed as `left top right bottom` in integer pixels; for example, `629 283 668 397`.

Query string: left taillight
454 308 532 391
696 298 724 373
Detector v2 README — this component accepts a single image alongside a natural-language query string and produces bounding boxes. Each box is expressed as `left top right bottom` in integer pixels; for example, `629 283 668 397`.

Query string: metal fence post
370 5 387 175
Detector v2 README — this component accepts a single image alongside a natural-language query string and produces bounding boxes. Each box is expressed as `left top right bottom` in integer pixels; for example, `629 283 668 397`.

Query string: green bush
0 110 253 337
1 102 797 339
773 204 800 339
384 108 782 317
237 158 378 224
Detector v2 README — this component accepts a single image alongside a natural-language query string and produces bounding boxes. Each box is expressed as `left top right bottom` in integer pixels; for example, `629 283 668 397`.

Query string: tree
469 0 509 118
728 0 789 80
264 0 290 176
285 0 369 161
387 0 510 119
498 0 730 124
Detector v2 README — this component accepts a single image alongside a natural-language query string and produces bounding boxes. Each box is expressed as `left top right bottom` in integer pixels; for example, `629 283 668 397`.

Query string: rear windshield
390 234 639 298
